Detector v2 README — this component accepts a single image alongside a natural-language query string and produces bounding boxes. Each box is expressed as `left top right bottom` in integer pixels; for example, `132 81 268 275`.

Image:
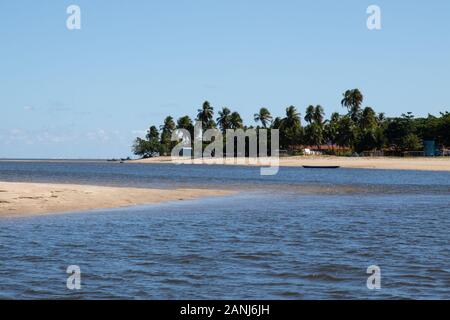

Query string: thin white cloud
132 129 147 137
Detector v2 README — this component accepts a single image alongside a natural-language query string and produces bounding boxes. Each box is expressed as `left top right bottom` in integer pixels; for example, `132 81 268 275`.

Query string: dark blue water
0 161 449 299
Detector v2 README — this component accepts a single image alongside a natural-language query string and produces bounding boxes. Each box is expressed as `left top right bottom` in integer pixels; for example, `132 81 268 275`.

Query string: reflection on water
0 161 449 299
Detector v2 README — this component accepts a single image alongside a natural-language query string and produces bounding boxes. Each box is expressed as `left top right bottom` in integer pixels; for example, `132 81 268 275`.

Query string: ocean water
0 161 449 299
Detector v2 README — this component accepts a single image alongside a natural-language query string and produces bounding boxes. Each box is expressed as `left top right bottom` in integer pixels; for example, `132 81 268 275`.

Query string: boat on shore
303 165 341 169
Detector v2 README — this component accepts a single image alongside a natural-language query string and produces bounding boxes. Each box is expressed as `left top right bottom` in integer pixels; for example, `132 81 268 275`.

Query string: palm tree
230 112 243 129
271 117 282 129
330 112 340 123
304 105 315 124
313 105 325 125
279 106 302 151
305 105 325 125
160 116 175 135
146 125 159 142
177 116 193 130
176 115 194 141
324 114 339 149
254 107 273 128
341 89 364 122
284 106 301 128
216 107 232 132
160 116 176 154
360 107 377 130
377 112 386 124
196 101 215 129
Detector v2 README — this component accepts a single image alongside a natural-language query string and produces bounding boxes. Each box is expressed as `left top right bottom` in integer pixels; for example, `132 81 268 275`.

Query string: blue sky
0 0 449 158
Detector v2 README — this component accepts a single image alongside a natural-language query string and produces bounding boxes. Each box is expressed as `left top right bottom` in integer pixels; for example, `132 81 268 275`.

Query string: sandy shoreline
2 157 450 171
130 156 450 172
0 182 232 218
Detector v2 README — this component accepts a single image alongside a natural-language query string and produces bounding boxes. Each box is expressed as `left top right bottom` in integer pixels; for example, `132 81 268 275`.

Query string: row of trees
133 89 449 157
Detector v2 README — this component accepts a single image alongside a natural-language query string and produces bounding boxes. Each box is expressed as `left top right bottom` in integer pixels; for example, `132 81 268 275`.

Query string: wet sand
0 182 233 218
130 156 450 172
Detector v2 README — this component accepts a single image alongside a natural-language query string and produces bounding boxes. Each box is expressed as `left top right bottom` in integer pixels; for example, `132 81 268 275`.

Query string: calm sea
0 161 449 299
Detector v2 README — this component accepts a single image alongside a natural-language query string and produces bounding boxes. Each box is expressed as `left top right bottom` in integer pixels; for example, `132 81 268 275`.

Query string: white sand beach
130 156 450 172
0 182 233 218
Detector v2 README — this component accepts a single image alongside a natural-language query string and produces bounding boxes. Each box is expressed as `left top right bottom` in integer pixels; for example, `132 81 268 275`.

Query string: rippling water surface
0 161 449 299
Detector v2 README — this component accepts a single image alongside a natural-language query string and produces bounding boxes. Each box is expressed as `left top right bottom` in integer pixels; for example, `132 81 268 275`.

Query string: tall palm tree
176 115 194 141
254 107 273 128
284 106 301 128
177 115 193 130
305 105 325 125
146 125 159 142
196 101 214 129
160 116 176 154
216 107 232 132
280 106 302 151
313 105 325 125
304 105 315 124
271 117 282 129
230 112 243 129
160 116 175 135
341 89 364 122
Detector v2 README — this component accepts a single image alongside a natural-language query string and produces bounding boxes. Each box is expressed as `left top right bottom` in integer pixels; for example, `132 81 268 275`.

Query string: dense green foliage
132 90 449 157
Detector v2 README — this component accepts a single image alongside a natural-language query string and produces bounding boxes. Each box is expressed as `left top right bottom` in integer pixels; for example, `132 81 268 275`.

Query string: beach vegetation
254 108 273 128
132 125 162 158
132 93 449 157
